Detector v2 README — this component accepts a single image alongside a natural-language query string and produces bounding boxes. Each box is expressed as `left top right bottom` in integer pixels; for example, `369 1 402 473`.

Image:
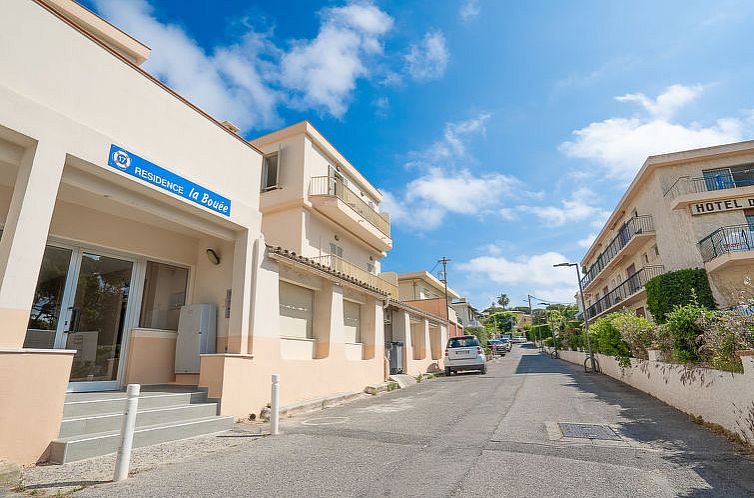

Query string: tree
496 293 510 308
485 311 518 334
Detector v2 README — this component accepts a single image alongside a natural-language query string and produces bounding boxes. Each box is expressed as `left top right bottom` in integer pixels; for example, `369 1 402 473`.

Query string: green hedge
645 268 716 323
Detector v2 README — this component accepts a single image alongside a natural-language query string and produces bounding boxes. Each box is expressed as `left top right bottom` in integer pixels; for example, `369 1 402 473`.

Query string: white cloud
459 0 481 22
383 112 523 230
405 31 449 82
280 3 393 117
577 233 598 248
93 0 397 128
93 0 280 131
459 251 575 287
559 84 748 180
458 251 578 305
384 168 519 230
409 113 491 167
525 188 611 228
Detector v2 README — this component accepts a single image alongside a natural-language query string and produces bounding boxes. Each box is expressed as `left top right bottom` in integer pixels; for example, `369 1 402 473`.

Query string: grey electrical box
175 304 217 374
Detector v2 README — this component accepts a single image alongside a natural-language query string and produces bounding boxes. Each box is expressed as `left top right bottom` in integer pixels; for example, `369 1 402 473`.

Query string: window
329 243 343 258
653 244 659 256
261 152 279 191
642 252 649 264
343 300 361 343
139 261 189 331
279 281 313 338
367 261 375 274
702 167 734 191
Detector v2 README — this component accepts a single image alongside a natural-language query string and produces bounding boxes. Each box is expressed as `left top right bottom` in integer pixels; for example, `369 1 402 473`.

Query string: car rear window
447 337 480 348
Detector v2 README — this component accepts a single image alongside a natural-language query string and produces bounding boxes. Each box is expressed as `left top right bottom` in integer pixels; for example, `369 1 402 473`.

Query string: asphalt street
77 347 754 497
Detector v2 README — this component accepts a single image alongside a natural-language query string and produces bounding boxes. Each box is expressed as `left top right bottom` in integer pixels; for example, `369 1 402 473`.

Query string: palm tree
496 293 510 308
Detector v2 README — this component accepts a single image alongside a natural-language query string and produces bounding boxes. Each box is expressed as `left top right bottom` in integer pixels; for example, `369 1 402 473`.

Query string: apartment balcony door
24 243 136 392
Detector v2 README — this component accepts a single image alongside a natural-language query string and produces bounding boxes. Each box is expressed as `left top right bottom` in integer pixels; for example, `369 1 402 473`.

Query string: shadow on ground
514 351 754 497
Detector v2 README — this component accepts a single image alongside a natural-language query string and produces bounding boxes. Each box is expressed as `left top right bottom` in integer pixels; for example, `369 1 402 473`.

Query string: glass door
65 251 134 390
24 245 136 391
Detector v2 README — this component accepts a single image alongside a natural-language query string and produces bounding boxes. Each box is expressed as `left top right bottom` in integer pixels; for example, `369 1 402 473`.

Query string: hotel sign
108 145 231 216
691 197 754 216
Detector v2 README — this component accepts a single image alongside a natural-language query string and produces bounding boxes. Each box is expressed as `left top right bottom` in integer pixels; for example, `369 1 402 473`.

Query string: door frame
46 237 145 392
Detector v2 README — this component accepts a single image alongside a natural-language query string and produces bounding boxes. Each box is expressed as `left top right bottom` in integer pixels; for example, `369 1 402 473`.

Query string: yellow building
580 140 754 321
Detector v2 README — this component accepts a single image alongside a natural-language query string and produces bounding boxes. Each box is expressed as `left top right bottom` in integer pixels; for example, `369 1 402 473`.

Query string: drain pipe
113 384 140 481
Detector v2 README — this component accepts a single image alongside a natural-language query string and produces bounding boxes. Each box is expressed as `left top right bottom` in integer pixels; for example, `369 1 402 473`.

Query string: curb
364 382 390 395
279 392 362 418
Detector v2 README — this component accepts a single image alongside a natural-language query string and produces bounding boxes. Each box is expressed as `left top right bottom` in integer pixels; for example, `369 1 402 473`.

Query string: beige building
0 0 436 466
392 271 463 337
580 140 754 321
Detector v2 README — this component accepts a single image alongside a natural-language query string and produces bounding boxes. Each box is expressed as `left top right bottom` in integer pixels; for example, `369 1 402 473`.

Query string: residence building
580 140 754 321
0 0 409 467
251 123 447 378
451 298 483 328
392 271 463 337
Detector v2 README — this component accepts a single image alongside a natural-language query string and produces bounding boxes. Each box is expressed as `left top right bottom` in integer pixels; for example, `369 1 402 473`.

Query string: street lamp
553 262 597 373
524 296 544 351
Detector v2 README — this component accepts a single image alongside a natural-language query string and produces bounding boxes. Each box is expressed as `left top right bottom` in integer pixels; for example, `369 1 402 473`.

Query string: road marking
301 417 349 426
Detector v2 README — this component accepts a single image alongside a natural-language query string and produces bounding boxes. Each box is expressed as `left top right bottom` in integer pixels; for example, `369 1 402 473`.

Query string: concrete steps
50 388 233 464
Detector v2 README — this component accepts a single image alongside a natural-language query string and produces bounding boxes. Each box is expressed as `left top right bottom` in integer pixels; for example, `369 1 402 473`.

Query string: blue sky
84 0 754 309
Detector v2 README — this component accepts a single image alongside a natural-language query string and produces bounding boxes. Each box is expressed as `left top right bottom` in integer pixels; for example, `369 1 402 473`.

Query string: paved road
79 347 754 497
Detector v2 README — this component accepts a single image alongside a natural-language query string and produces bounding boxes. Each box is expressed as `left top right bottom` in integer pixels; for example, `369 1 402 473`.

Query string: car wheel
445 367 451 376
480 366 487 375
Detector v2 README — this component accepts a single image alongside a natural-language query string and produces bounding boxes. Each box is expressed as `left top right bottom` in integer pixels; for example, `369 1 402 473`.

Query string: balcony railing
310 254 398 298
585 265 664 320
309 176 391 237
581 215 655 288
664 174 754 200
699 225 754 263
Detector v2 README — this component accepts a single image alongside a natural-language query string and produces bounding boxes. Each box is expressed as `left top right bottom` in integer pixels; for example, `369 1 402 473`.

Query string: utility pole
439 257 450 321
527 294 543 351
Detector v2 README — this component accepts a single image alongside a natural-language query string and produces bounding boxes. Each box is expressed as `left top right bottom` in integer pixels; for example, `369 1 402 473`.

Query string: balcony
664 174 754 211
309 176 392 251
581 215 655 290
699 225 754 273
585 265 664 320
311 254 398 298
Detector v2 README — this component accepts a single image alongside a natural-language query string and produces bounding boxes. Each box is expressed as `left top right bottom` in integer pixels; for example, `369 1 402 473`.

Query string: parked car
513 335 527 344
488 339 507 356
444 335 487 375
499 338 512 352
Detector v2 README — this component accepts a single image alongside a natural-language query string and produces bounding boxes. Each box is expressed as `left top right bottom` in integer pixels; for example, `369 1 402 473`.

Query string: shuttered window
279 281 313 339
343 300 361 343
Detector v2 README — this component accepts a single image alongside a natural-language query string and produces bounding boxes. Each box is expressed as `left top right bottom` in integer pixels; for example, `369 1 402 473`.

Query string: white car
513 335 527 344
444 335 487 375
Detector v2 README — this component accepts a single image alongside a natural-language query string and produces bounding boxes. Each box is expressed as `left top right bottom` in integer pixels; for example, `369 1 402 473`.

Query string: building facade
580 140 754 321
0 0 419 466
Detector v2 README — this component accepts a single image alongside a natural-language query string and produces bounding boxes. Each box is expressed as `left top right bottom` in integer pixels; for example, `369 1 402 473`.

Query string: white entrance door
25 244 136 392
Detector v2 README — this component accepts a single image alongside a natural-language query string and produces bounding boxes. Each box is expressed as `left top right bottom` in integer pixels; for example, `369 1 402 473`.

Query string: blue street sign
108 144 231 216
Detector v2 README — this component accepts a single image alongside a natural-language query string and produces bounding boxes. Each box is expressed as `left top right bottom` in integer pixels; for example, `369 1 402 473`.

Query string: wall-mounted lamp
206 248 221 266
334 234 340 241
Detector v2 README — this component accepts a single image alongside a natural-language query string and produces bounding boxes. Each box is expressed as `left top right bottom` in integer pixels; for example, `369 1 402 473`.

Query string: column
312 281 344 359
0 141 65 348
360 296 384 360
225 231 256 354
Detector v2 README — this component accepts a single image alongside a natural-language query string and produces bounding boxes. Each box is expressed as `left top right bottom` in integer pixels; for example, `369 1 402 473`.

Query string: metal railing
699 225 754 263
310 254 398 298
580 215 655 288
584 265 664 320
309 176 391 237
664 174 754 200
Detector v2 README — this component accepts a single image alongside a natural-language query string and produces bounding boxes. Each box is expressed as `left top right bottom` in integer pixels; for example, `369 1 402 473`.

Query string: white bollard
270 374 280 435
113 384 140 482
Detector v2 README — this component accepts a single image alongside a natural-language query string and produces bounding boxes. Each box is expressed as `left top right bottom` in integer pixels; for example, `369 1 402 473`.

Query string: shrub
610 312 656 359
589 314 631 366
543 336 561 348
466 326 489 345
697 310 754 373
645 268 716 323
662 302 708 363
